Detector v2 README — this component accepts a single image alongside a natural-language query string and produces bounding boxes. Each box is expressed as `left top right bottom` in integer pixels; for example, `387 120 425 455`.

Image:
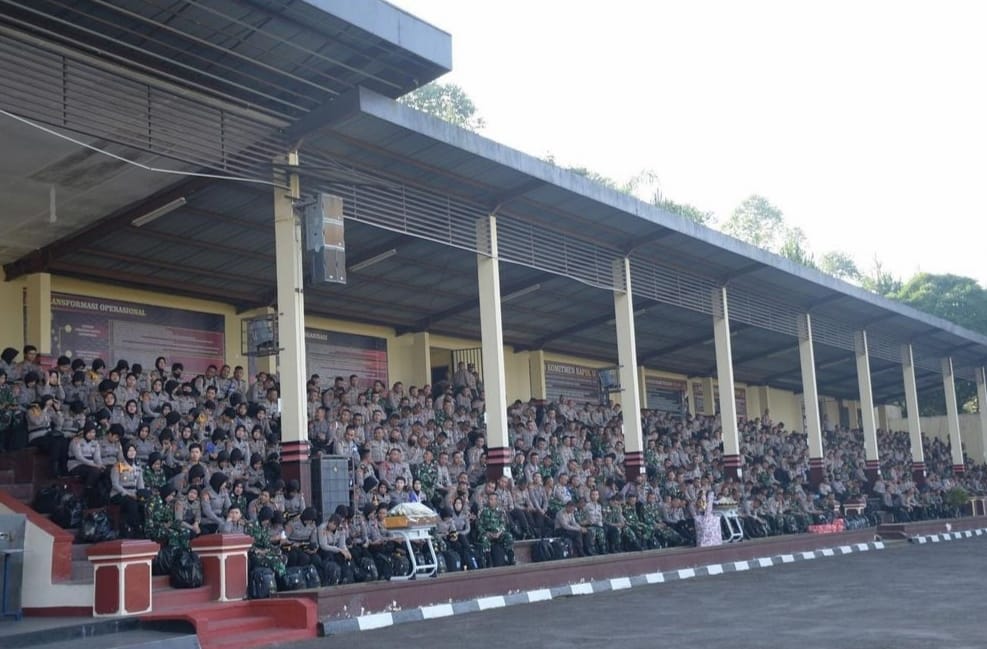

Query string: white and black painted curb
909 527 987 544
321 541 886 635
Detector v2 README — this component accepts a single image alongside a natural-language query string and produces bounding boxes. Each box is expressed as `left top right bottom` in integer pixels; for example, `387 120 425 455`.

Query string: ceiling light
131 197 187 227
349 248 397 272
502 284 541 303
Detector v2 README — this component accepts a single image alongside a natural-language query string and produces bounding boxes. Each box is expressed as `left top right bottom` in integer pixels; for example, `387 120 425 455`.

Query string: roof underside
0 5 983 405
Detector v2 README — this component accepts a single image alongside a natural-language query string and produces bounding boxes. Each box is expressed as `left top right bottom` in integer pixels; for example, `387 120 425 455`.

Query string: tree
722 194 785 251
778 226 816 268
400 82 486 132
894 273 987 335
860 258 902 297
892 273 987 415
819 251 862 283
656 198 717 227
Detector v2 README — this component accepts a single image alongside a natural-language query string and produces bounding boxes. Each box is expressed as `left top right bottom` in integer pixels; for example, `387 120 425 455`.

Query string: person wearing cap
111 443 145 537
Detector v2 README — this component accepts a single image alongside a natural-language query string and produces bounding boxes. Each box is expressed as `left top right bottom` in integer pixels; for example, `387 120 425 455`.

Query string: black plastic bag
77 511 117 543
153 545 179 576
170 550 204 589
277 566 306 591
33 484 65 515
52 494 84 530
249 567 277 599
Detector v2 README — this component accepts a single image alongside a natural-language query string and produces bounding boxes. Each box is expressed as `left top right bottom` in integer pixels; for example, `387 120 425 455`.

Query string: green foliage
819 251 862 283
400 82 486 132
722 194 785 250
945 486 969 508
656 198 717 227
778 227 816 268
860 258 903 297
893 273 987 335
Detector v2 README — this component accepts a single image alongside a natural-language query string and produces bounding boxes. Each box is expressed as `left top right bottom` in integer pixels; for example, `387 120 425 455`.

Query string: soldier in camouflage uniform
474 492 513 563
144 485 191 550
603 493 636 553
642 491 684 548
245 505 286 577
414 449 438 503
622 493 648 550
143 452 168 492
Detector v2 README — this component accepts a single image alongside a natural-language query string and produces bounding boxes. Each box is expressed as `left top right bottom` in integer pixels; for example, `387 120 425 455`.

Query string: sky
388 0 987 287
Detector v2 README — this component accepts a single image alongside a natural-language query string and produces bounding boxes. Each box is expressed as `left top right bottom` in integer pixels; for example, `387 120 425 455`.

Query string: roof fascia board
301 0 452 72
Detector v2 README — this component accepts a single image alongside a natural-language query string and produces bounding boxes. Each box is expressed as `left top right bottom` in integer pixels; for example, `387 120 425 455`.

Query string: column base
864 459 881 492
280 440 312 508
722 454 742 481
486 447 512 482
953 463 966 476
624 451 645 480
808 457 825 490
911 461 927 487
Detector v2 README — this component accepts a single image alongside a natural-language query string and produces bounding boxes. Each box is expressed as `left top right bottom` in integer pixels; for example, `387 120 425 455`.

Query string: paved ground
299 536 987 649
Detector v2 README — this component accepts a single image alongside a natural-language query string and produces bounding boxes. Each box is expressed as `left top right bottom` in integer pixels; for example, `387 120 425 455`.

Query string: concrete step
71 558 94 583
13 630 200 649
0 468 14 484
153 584 215 610
0 482 34 502
201 616 277 635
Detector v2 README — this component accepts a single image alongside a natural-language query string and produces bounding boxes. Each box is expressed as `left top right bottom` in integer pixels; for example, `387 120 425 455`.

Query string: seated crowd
1 346 985 588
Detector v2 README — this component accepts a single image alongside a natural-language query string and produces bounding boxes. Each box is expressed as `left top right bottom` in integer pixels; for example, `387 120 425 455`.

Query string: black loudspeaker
302 193 346 285
311 455 351 520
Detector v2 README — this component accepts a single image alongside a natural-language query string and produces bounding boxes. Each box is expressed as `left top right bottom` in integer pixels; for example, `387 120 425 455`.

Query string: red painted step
152 584 214 609
205 627 315 649
143 598 318 649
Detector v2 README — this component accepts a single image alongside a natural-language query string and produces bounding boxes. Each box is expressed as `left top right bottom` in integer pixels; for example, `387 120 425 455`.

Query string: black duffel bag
170 550 204 589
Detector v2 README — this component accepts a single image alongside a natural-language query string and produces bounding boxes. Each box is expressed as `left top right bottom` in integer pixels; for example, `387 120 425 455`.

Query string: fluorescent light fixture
131 197 186 227
349 248 397 272
502 283 541 303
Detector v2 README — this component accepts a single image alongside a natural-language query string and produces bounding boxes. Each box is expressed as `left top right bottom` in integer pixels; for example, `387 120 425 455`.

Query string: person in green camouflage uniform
245 505 286 577
229 479 249 517
143 453 168 492
144 485 191 550
475 492 513 557
622 494 648 550
414 449 438 502
603 493 635 552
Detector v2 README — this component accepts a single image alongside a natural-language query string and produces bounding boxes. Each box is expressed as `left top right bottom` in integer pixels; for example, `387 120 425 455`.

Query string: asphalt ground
300 536 987 649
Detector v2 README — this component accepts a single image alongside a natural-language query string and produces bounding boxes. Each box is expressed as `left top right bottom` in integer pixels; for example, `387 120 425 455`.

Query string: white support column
477 215 510 480
977 367 987 465
855 331 881 486
712 287 741 479
942 357 966 474
798 314 825 486
901 344 927 483
273 155 311 499
613 257 645 478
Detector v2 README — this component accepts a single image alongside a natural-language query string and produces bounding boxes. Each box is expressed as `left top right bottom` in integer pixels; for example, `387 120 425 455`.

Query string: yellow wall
0 270 25 351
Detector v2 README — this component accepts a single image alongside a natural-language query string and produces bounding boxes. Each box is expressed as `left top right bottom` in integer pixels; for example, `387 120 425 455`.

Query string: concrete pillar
712 287 741 480
88 540 158 617
942 357 965 474
528 350 547 400
638 366 649 409
273 155 311 504
901 345 926 485
855 331 880 488
191 534 252 602
477 215 511 481
977 367 987 465
24 273 52 356
756 386 770 425
613 258 645 478
798 314 825 488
